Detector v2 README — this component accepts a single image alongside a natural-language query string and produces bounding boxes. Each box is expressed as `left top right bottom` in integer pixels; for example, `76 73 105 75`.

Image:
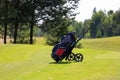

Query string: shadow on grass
49 61 72 64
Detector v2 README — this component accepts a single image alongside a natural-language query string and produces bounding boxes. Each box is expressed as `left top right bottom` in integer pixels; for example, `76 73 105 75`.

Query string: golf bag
51 22 94 62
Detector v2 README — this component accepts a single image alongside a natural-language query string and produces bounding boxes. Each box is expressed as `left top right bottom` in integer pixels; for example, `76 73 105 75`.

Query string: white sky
75 0 120 22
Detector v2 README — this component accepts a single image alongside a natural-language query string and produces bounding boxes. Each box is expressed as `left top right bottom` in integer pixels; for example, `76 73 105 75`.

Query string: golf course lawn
0 36 120 80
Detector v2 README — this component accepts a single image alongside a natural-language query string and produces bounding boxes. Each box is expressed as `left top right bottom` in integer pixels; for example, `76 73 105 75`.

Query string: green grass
0 36 120 80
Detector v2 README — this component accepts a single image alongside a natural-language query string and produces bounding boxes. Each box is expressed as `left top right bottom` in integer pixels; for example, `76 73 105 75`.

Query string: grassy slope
81 36 120 51
0 37 120 80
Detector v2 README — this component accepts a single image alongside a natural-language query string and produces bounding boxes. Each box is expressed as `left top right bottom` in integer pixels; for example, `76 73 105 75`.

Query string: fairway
0 37 120 80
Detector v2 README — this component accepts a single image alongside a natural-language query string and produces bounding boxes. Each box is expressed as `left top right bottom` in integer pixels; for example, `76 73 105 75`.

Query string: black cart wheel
67 52 75 61
74 53 83 62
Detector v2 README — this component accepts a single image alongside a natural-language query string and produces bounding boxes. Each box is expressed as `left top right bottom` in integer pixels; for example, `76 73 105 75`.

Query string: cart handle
76 22 95 43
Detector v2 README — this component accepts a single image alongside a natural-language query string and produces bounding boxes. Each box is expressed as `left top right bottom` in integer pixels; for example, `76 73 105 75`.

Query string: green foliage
71 20 83 36
44 18 69 45
1 0 120 45
0 25 4 38
34 27 44 37
39 0 80 45
17 27 30 44
0 0 80 44
68 8 120 41
77 9 120 39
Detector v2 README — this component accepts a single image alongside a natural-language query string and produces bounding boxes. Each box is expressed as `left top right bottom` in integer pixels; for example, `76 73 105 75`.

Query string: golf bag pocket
55 48 65 56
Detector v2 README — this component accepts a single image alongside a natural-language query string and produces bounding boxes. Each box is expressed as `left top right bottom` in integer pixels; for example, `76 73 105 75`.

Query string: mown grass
0 36 120 80
81 36 120 51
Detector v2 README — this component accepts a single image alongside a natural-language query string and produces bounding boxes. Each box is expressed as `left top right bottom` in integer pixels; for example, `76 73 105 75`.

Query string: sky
75 0 120 22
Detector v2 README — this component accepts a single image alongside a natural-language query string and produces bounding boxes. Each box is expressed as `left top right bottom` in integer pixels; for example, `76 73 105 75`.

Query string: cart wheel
67 52 75 61
74 53 83 62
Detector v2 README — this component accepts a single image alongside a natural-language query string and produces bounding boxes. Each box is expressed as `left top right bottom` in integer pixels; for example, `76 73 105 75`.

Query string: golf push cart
51 23 94 63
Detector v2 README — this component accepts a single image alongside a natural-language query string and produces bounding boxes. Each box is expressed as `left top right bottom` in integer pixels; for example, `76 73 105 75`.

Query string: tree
83 19 91 38
42 17 70 45
0 1 3 36
3 0 22 44
12 0 19 43
112 10 120 36
29 0 35 44
0 0 9 44
4 0 8 44
91 9 106 38
39 0 80 45
71 20 83 36
0 0 4 38
0 0 80 44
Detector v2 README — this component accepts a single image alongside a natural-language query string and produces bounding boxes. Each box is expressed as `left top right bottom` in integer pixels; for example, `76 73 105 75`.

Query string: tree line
43 8 120 45
0 0 79 44
0 0 120 45
72 8 120 39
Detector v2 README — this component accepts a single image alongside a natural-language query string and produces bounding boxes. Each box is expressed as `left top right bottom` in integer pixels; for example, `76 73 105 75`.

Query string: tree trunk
13 0 19 44
13 17 18 44
4 20 7 44
4 0 8 44
30 12 34 44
